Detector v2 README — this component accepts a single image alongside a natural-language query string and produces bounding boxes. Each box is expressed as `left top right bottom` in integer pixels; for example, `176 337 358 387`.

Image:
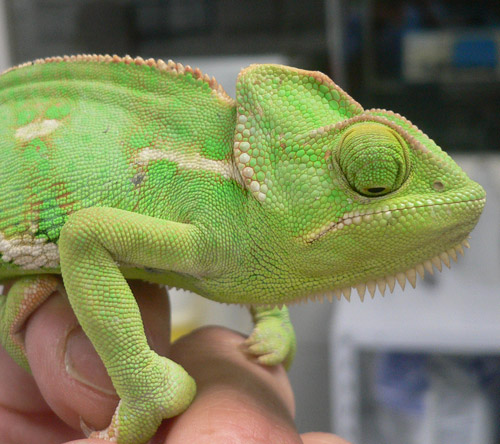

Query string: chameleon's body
0 55 485 443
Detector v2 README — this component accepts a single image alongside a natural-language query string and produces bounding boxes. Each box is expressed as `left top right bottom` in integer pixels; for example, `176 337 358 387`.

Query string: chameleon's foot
246 306 296 370
86 356 196 444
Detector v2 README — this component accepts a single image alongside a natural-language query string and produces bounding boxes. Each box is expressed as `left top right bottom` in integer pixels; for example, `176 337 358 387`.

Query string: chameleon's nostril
433 181 445 191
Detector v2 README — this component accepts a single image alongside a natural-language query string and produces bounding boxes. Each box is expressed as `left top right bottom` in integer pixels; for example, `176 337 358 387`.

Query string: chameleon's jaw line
294 238 470 305
306 197 486 244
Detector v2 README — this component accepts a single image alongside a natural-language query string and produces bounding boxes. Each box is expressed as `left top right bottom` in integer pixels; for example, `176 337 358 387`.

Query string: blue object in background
374 352 429 415
453 37 498 68
374 352 500 440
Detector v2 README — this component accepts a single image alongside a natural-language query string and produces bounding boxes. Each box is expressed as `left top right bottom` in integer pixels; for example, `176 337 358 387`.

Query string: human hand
0 280 350 444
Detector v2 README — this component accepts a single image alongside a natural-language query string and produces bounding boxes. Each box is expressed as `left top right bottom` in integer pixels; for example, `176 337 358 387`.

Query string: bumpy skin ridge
2 53 235 105
0 56 485 443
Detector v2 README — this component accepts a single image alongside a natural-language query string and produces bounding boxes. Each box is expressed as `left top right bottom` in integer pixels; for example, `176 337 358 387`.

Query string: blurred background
0 1 499 443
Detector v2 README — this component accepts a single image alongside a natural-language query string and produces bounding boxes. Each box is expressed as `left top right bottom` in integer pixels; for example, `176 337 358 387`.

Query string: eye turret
336 123 409 197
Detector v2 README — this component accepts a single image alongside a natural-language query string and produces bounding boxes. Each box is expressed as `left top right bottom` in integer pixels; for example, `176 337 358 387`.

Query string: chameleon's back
0 55 238 273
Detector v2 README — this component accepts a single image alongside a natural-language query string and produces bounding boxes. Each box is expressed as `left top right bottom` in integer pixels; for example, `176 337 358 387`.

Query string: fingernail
64 326 116 395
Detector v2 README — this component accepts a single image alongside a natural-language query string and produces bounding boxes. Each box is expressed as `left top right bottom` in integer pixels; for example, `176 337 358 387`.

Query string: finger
0 331 46 413
301 432 353 444
163 326 302 444
24 280 170 435
0 344 80 443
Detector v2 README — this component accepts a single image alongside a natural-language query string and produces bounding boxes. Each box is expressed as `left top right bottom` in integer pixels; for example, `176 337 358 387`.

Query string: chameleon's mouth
305 238 469 303
305 197 486 244
295 193 486 304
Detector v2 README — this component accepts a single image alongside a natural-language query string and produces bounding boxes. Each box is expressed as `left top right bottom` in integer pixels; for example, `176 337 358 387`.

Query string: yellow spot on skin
15 119 61 141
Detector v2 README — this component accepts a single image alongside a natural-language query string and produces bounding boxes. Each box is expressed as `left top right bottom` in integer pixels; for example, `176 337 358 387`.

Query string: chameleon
0 54 485 443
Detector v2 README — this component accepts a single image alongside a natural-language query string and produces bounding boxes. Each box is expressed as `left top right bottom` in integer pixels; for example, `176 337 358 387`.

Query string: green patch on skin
201 134 230 160
22 137 49 166
148 160 178 184
22 138 69 241
16 109 37 126
129 128 157 150
45 103 71 120
38 197 67 240
1 217 28 238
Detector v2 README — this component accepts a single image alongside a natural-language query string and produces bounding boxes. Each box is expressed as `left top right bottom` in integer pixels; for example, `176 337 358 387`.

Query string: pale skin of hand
0 280 350 444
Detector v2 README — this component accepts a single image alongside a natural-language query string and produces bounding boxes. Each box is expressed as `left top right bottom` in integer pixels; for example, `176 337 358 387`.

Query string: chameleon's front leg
59 207 202 444
246 306 296 370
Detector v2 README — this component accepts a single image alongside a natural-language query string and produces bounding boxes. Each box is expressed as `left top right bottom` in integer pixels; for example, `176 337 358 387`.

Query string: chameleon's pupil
366 187 386 194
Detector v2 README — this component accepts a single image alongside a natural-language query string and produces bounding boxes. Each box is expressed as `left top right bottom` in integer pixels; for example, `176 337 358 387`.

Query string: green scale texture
0 56 485 444
0 60 236 242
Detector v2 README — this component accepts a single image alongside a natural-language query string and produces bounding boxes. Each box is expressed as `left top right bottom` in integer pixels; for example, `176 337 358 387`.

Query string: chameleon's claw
245 338 288 367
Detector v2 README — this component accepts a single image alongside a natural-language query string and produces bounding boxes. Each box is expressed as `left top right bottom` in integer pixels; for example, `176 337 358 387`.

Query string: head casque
234 64 485 302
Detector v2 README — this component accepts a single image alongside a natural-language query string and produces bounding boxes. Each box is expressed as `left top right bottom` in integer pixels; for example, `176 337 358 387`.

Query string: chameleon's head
235 64 485 302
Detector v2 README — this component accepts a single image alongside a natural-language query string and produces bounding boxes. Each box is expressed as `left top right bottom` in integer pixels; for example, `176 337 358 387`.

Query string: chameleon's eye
336 123 409 197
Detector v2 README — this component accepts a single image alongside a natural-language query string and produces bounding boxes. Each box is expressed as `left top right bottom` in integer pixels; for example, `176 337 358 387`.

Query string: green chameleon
0 55 485 443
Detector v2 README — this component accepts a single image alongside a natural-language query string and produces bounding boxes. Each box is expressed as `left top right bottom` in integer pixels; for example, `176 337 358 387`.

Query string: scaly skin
0 55 485 443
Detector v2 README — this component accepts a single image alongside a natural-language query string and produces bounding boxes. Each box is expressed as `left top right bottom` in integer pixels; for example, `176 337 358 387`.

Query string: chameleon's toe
245 319 296 370
87 356 196 444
